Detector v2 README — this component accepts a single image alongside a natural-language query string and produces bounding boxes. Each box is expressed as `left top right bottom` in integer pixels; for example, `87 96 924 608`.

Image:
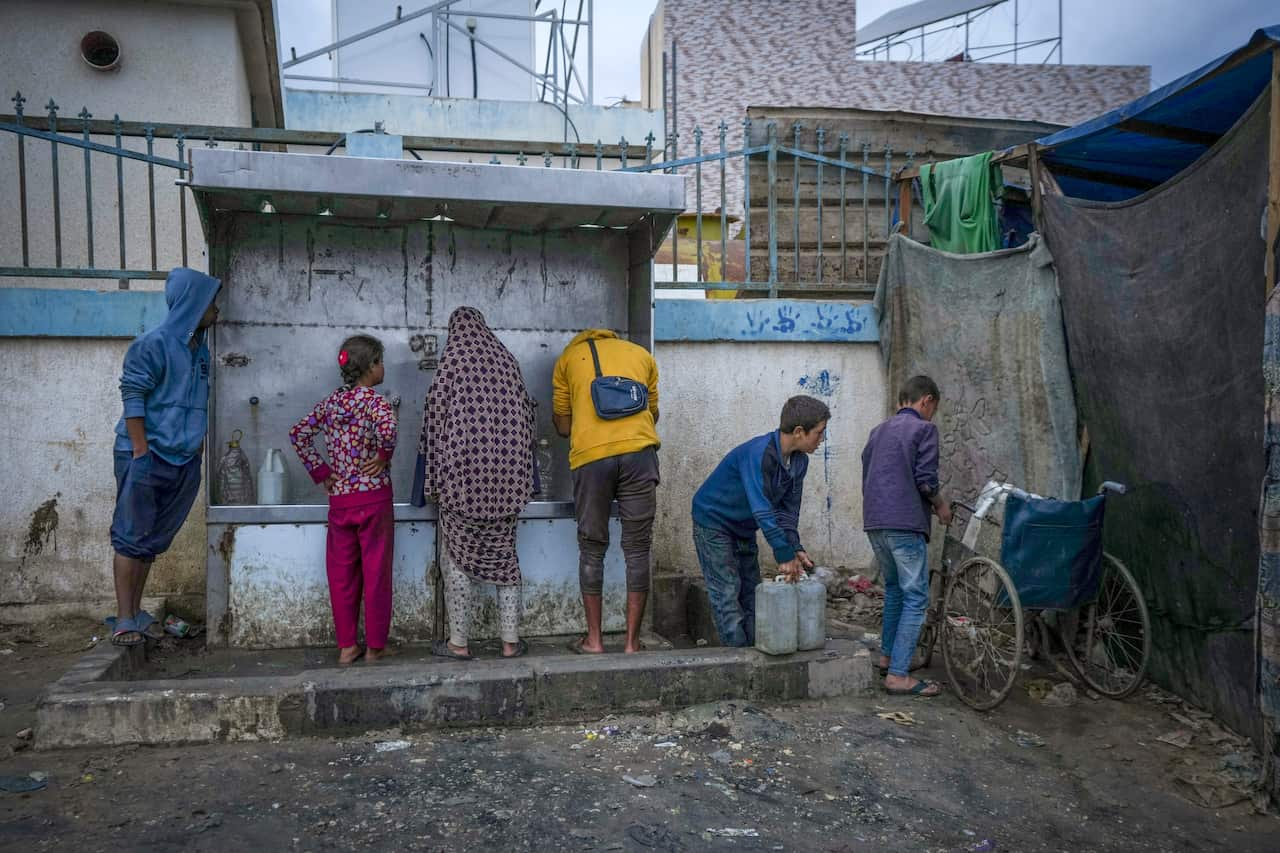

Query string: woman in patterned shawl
421 306 536 659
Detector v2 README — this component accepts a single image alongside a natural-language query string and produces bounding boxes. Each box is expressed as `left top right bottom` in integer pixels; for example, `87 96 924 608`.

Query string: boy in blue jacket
691 395 830 646
109 268 221 646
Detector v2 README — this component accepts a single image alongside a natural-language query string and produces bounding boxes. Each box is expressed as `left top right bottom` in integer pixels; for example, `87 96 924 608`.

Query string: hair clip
338 350 350 366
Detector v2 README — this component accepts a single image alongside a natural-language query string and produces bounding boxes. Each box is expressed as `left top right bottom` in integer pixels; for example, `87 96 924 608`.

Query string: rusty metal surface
211 214 632 505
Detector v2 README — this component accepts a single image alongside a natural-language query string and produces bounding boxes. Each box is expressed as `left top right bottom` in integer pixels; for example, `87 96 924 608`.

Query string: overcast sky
589 0 1278 103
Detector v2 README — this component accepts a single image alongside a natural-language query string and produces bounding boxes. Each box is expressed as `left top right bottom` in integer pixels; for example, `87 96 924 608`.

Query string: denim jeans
693 523 761 647
867 529 929 677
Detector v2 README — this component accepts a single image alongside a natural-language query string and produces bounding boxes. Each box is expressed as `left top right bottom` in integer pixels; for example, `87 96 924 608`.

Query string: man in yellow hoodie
553 329 660 654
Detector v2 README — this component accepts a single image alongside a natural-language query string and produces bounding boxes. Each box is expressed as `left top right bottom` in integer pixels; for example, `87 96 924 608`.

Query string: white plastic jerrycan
257 448 289 505
754 578 798 655
796 575 827 651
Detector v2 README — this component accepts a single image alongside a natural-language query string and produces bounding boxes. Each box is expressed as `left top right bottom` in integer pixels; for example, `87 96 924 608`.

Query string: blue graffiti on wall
772 306 798 333
654 299 876 342
742 309 771 336
796 369 840 398
796 371 840 549
839 310 865 334
734 303 873 339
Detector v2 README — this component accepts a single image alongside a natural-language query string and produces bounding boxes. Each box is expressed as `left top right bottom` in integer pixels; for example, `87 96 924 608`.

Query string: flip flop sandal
110 617 145 647
884 679 942 698
432 640 474 661
501 639 530 659
134 610 166 640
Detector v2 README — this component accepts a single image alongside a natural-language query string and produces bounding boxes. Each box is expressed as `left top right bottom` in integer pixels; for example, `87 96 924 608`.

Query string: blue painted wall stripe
0 288 167 338
1 289 880 344
653 299 879 342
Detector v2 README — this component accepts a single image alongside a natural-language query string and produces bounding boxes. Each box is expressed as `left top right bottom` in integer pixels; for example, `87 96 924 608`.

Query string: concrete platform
36 638 874 749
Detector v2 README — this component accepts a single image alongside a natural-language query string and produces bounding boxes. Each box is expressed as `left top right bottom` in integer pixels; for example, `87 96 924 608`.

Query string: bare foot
571 636 606 654
338 645 363 666
623 640 646 654
447 642 470 658
364 647 386 663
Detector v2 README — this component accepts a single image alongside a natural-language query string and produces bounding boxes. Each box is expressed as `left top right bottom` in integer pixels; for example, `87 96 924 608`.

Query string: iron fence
1 90 911 296
625 120 911 295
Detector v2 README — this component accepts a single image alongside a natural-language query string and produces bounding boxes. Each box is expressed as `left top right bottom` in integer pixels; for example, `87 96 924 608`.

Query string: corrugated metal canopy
1032 25 1279 201
856 0 1004 47
187 149 685 238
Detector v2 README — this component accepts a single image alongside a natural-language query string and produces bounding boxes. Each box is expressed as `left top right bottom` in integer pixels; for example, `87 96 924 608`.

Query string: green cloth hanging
920 152 1002 254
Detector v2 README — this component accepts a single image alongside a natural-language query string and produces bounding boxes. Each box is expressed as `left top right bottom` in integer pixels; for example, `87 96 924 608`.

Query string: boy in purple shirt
861 375 952 697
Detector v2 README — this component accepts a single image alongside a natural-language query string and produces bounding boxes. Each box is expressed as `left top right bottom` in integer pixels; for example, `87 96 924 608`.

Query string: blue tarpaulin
1032 25 1279 201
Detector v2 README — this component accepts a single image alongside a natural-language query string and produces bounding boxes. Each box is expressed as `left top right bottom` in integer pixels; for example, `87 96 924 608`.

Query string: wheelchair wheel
941 557 1025 711
1063 553 1150 698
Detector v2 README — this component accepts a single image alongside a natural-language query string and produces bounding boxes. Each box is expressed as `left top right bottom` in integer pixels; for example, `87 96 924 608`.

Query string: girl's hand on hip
360 456 389 477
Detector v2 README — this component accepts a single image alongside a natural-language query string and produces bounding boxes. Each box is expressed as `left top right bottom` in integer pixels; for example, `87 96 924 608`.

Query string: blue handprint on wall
773 306 797 333
839 309 865 334
810 306 835 331
741 309 770 336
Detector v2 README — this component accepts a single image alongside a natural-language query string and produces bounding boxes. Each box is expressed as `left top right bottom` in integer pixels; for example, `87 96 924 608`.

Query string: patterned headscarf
420 307 536 518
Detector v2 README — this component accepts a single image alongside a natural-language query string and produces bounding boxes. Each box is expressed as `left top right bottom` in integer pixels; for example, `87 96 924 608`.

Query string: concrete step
37 636 874 749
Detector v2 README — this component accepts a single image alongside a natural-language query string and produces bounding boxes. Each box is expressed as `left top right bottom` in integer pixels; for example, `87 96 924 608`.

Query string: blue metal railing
1 91 910 296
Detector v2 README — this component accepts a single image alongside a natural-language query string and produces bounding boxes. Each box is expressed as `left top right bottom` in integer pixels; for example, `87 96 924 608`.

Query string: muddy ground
0 620 1276 852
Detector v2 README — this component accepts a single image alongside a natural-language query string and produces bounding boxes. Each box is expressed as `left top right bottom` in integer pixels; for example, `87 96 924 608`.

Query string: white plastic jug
754 579 798 655
796 576 827 651
257 448 288 505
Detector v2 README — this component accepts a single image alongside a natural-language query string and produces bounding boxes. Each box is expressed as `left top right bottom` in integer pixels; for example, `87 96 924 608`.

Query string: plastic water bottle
257 448 288 505
796 576 827 650
754 579 798 655
215 429 255 505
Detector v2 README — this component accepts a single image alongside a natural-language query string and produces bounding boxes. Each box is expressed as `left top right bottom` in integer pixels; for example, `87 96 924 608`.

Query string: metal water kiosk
187 148 682 648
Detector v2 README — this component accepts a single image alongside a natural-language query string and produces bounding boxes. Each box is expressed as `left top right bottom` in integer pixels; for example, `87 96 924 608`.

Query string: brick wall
655 0 1150 219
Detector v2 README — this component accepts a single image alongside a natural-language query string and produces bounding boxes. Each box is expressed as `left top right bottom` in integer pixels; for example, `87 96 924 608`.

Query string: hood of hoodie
566 329 619 348
160 268 221 344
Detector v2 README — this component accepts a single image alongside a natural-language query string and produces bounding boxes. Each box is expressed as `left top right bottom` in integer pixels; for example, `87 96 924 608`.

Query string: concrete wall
654 339 886 576
649 0 1150 215
0 338 210 616
0 1 256 125
1 287 888 626
0 0 259 620
651 300 885 576
0 0 257 284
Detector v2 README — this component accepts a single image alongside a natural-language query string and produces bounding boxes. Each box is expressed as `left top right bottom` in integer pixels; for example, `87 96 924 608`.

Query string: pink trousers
326 498 394 649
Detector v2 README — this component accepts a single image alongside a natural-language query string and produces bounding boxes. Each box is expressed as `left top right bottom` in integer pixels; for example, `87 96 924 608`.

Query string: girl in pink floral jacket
289 334 397 664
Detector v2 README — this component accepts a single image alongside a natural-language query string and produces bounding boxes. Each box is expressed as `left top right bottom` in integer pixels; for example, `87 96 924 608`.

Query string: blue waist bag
586 339 648 420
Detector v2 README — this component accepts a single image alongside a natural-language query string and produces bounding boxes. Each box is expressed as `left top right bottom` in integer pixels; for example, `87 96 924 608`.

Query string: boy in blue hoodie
691 395 830 647
109 268 221 646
